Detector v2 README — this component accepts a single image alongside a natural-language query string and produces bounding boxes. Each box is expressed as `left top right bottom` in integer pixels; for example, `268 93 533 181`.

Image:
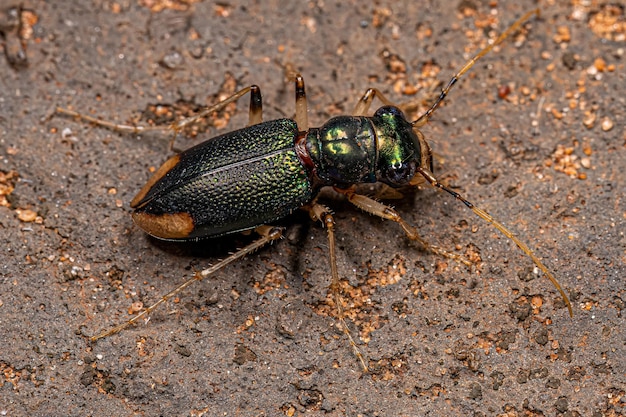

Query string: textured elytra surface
1 1 624 416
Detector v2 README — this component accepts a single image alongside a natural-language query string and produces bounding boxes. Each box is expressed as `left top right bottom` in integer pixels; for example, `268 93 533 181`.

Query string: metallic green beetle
57 9 571 371
129 106 425 241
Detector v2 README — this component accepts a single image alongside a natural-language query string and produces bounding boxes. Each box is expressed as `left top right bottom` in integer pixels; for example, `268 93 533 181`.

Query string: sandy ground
1 0 624 416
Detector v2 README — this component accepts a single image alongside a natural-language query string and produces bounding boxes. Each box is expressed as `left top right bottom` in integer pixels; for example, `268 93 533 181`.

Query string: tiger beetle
57 9 572 372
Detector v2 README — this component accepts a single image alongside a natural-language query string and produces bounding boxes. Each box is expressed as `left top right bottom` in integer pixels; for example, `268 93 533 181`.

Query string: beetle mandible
57 9 572 371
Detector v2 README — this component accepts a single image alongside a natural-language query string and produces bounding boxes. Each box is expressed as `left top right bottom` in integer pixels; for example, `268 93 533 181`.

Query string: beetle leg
56 84 264 135
306 203 368 372
335 187 472 267
293 73 309 132
89 225 283 342
247 85 263 125
352 88 395 116
174 85 265 132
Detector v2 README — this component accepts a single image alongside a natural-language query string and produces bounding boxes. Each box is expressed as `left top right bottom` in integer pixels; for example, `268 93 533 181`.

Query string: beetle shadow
278 210 313 294
144 232 263 260
133 185 427 299
134 211 316 307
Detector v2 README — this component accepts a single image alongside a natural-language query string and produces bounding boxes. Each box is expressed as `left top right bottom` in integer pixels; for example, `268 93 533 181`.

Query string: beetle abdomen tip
132 211 195 239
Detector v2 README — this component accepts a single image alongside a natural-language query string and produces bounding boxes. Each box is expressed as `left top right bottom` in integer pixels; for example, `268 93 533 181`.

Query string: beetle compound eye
382 160 416 186
374 105 404 119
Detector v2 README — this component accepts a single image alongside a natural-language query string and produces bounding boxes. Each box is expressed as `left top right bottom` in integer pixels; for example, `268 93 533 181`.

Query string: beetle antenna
416 166 573 317
412 9 539 127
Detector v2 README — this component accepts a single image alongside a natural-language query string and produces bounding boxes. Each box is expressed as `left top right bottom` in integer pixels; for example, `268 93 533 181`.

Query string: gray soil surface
1 1 624 416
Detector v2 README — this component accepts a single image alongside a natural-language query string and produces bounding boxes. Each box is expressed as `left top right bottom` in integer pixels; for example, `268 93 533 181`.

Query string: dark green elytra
131 119 313 240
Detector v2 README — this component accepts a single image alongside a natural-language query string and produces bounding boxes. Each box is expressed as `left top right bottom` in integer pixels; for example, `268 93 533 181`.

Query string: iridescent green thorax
305 116 378 187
